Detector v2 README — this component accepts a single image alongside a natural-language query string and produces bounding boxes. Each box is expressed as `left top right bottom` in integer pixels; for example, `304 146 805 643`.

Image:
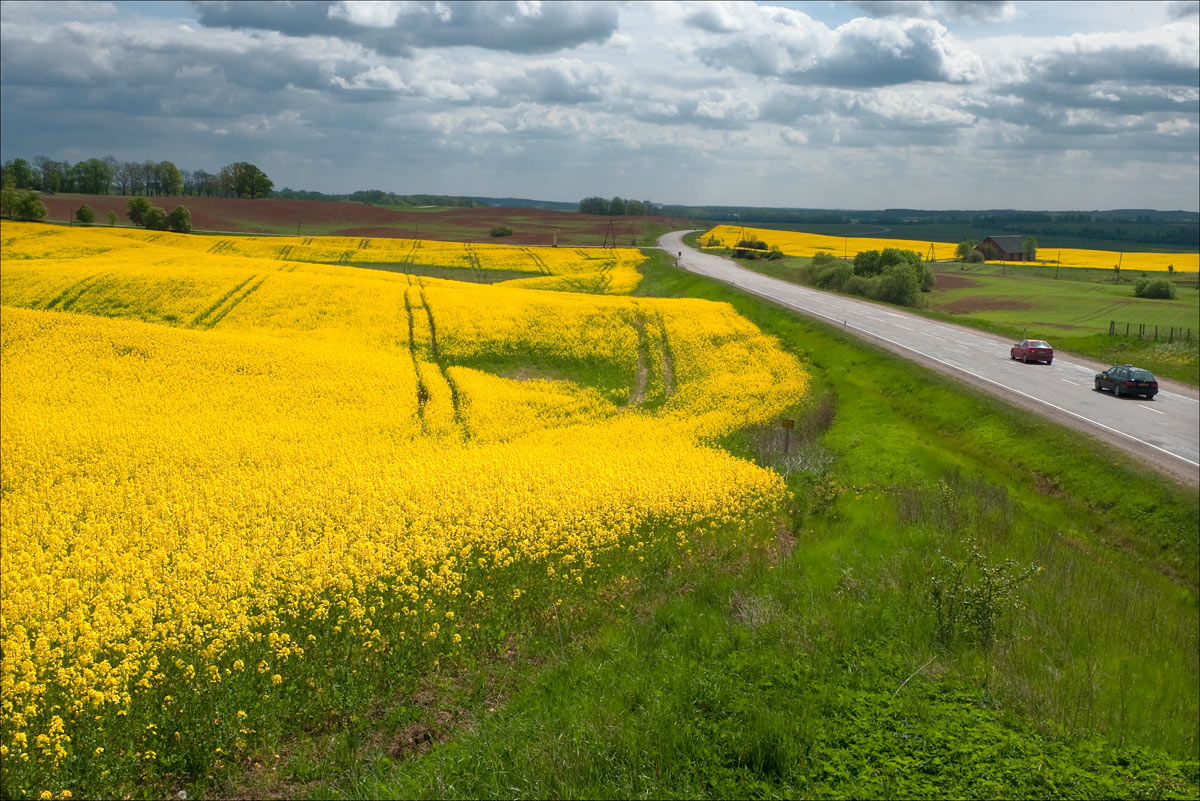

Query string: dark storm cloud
192 0 619 56
688 8 983 88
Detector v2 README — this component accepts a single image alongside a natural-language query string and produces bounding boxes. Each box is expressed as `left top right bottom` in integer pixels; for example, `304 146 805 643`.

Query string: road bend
659 230 1200 486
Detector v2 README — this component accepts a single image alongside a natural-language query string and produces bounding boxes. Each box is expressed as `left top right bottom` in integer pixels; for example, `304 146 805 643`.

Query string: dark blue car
1094 365 1159 399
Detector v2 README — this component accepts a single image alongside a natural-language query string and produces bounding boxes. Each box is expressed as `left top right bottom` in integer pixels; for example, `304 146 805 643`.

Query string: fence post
1155 325 1158 340
1109 320 1115 336
1125 322 1130 336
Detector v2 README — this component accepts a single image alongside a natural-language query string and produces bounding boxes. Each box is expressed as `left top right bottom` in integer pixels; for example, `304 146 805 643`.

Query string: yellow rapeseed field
700 224 1200 273
0 221 808 797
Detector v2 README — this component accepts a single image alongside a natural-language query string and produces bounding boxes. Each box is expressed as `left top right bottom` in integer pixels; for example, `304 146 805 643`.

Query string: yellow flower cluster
700 224 1199 273
0 221 808 794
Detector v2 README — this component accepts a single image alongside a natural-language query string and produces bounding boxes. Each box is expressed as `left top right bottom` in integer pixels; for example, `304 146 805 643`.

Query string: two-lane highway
659 230 1200 485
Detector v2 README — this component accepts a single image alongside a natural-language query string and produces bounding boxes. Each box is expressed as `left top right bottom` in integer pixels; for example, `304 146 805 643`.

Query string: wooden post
781 418 794 455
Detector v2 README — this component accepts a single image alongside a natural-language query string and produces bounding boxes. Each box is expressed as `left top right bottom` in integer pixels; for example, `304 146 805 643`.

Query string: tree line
0 156 273 199
578 196 653 216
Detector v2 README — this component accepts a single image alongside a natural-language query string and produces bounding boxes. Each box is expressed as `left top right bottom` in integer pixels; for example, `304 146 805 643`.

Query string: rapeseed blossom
0 221 808 795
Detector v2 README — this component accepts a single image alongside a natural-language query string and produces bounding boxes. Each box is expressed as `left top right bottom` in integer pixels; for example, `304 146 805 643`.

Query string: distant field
702 224 1200 274
739 220 1200 254
37 193 682 247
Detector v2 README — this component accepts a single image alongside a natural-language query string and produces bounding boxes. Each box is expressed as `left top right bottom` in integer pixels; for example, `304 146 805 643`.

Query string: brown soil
40 193 687 245
933 271 982 290
940 297 1035 314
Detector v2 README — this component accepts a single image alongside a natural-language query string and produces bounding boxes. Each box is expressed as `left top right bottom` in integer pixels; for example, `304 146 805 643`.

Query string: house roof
982 236 1027 252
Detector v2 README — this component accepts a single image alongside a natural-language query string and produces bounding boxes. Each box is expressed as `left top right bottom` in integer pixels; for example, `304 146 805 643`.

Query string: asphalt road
659 230 1200 486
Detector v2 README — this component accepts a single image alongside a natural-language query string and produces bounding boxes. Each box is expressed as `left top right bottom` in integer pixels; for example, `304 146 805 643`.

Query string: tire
1010 352 1016 360
1114 384 1122 398
1046 359 1052 365
1095 379 1102 392
1022 354 1028 363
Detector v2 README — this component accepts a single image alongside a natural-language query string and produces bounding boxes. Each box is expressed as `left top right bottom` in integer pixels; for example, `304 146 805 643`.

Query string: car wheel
1114 384 1122 398
1010 352 1016 360
1046 359 1052 365
1021 353 1027 363
1094 379 1101 391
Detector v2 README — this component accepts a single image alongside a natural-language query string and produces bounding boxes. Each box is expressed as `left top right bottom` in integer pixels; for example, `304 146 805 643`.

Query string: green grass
262 250 1199 800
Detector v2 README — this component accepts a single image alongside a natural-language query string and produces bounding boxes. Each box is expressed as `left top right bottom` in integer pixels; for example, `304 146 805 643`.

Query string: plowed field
40 194 684 246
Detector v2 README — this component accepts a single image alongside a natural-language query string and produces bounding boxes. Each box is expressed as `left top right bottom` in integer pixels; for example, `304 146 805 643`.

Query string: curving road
660 230 1200 486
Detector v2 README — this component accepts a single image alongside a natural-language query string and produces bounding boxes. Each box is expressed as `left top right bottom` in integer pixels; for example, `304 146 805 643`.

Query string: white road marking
893 324 914 331
1139 404 1165 415
1060 379 1078 386
924 333 947 342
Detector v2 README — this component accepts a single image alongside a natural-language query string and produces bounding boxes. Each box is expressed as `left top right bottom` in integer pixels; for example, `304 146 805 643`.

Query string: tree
220 162 273 198
127 196 153 224
106 210 118 226
75 158 114 194
141 205 168 230
166 205 191 233
5 189 47 220
75 204 95 225
955 239 978 260
3 158 35 189
1022 236 1038 260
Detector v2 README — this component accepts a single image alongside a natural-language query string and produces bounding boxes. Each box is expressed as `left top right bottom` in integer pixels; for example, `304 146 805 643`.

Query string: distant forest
3 153 1195 246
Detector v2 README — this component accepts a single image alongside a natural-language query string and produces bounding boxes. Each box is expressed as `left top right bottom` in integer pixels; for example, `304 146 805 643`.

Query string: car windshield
1130 369 1156 381
1030 341 1050 348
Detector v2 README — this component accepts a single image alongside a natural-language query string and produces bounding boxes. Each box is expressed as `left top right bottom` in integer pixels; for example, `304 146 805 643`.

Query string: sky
1 0 1197 210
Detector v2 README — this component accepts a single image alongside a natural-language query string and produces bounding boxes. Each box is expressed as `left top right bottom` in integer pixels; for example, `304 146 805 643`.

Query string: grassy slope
288 251 1198 800
707 239 1200 386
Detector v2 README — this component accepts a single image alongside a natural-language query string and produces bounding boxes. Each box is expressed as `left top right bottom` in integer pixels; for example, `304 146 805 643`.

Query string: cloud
849 1 1016 22
1166 1 1200 19
192 0 620 55
688 5 984 87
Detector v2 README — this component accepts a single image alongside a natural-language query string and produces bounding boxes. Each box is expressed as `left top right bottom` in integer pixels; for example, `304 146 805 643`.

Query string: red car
1010 339 1053 364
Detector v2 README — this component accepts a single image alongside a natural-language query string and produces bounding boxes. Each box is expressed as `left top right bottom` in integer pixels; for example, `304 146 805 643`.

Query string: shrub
75 204 95 225
927 538 1040 647
1133 278 1176 299
811 251 837 266
14 190 46 221
127 196 152 225
966 250 985 263
733 239 769 259
106 211 118 227
141 206 169 231
166 206 192 234
804 259 853 290
490 225 513 237
765 246 784 261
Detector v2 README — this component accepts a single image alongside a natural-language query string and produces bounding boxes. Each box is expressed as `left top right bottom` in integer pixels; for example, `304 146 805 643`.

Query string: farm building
976 236 1034 261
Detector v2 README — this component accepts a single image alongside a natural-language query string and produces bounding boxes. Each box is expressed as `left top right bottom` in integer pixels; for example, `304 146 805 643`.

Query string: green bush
803 259 853 290
141 206 168 231
928 538 1040 647
490 225 513 237
166 205 192 234
733 238 770 259
75 204 95 225
127 196 152 225
1133 278 1176 299
966 250 985 263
